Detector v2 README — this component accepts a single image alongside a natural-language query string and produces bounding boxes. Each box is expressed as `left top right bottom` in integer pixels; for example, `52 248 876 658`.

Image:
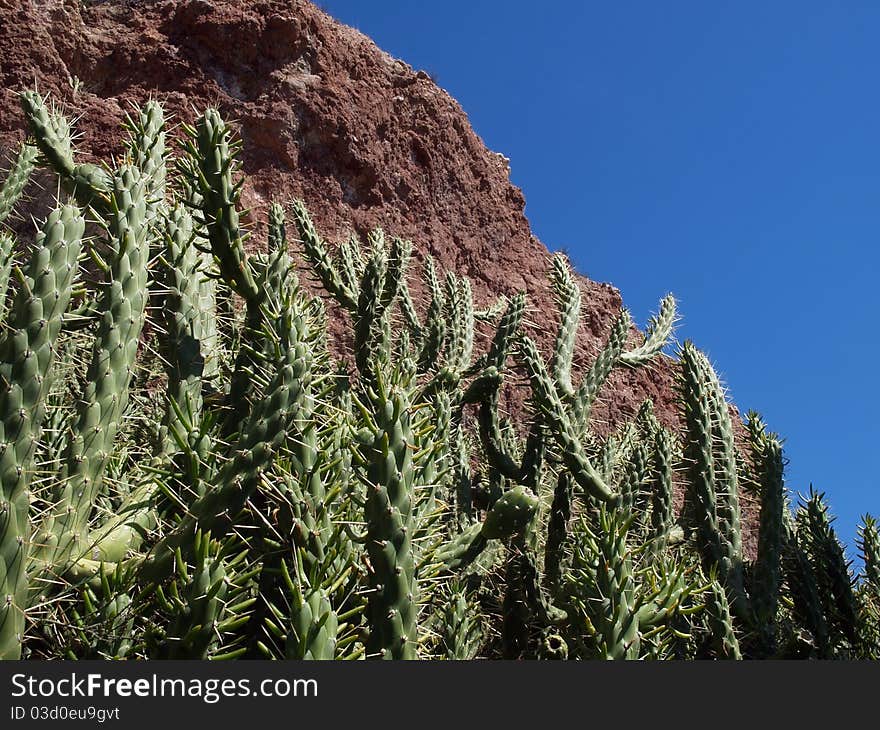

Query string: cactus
158 531 228 659
564 508 698 660
858 515 880 594
704 580 742 660
32 167 150 578
649 427 676 552
519 335 618 504
0 91 875 661
124 100 166 225
0 143 38 226
20 91 112 216
0 205 84 659
746 411 785 655
796 490 859 651
678 342 748 619
0 232 17 322
619 294 676 366
357 364 419 659
856 515 880 657
435 581 483 660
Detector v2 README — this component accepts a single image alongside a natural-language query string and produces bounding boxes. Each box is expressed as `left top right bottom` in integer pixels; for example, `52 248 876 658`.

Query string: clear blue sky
320 1 879 557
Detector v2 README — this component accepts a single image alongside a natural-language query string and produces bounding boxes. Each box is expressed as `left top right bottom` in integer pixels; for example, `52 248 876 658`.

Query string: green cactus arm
519 335 618 504
283 553 338 660
196 247 221 381
451 426 473 523
573 309 631 428
267 201 287 255
262 222 296 317
482 291 525 371
163 531 229 659
0 232 17 322
680 342 721 541
158 204 206 452
20 90 113 216
142 306 314 584
291 199 358 311
338 235 365 299
548 254 581 397
746 412 785 652
703 353 743 569
124 100 166 223
19 90 75 178
180 173 221 381
544 472 573 591
798 490 859 648
0 204 84 659
435 522 488 571
437 582 483 660
858 514 880 594
518 418 547 494
285 583 339 660
678 342 747 617
397 279 423 338
379 235 411 310
782 524 831 658
567 509 640 659
461 292 524 400
353 243 389 381
850 517 878 652
443 275 474 375
0 143 38 225
418 257 446 371
410 391 451 532
619 442 649 517
180 109 258 304
475 378 521 480
83 475 161 563
355 364 419 659
32 167 150 575
704 580 742 659
619 294 676 366
480 485 539 540
635 398 661 437
224 203 299 435
649 428 676 548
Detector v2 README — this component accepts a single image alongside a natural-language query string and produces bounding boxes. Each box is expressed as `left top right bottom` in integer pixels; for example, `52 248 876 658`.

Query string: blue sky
320 1 879 557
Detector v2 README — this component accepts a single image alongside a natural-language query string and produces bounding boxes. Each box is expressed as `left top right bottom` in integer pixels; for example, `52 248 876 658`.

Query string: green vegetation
0 91 875 660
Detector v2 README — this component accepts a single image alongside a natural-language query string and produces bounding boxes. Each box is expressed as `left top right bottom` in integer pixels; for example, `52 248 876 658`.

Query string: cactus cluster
0 91 876 660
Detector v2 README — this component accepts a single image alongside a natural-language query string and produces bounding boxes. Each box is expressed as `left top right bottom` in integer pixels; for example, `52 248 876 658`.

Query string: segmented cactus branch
34 167 150 577
0 205 84 659
519 335 618 504
0 143 38 225
619 294 676 366
20 90 112 216
181 109 258 303
678 342 747 618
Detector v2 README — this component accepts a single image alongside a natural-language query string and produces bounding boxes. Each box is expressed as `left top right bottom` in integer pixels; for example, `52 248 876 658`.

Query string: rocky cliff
0 0 757 551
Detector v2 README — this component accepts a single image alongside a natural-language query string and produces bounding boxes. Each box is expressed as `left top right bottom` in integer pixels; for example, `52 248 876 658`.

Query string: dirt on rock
0 0 758 554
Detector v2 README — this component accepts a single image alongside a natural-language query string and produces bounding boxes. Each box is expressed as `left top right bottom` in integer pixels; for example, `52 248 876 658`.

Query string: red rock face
0 0 757 553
